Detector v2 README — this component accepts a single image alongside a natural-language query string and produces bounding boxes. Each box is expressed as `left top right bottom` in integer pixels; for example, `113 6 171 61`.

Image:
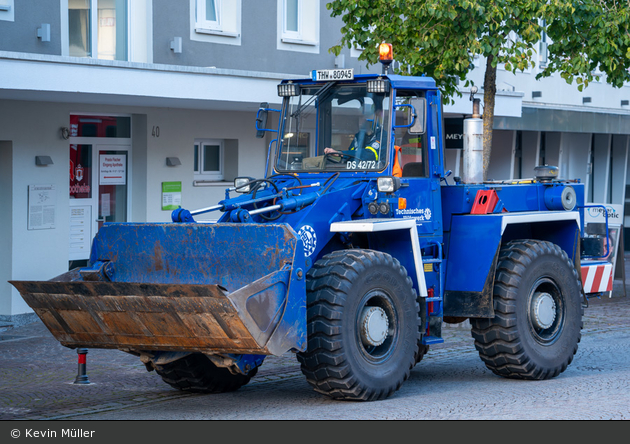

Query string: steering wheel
251 179 281 221
324 152 363 164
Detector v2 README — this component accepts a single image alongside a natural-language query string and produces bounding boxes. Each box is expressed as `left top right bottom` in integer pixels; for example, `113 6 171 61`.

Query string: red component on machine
471 189 499 214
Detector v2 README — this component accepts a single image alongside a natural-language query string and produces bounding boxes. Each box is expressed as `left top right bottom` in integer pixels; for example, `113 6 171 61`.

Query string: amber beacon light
379 43 393 74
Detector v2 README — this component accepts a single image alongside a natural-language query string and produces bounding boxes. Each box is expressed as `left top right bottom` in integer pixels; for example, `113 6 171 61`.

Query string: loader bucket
10 223 306 356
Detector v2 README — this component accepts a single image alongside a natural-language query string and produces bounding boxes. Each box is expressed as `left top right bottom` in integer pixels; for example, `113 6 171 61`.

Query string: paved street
1 290 628 421
3 250 630 421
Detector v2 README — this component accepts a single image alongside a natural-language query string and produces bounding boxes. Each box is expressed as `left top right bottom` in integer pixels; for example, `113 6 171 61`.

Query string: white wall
544 132 561 169
520 131 540 179
491 56 630 111
487 130 515 180
0 101 70 316
560 132 591 182
129 0 152 63
0 99 268 316
142 107 268 222
592 134 611 203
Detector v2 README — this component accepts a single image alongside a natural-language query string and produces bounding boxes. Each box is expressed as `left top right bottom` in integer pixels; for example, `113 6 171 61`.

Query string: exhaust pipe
462 87 483 184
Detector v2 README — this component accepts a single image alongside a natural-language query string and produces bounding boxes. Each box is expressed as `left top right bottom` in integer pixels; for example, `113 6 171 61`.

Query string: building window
0 0 15 22
196 0 221 31
194 139 224 181
277 0 319 52
70 115 131 138
282 0 300 39
68 0 128 61
192 0 240 41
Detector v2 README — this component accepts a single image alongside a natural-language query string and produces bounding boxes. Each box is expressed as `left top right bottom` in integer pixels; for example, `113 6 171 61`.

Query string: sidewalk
1 254 628 420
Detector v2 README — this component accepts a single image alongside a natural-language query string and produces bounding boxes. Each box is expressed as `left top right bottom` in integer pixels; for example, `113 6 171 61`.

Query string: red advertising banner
69 144 92 198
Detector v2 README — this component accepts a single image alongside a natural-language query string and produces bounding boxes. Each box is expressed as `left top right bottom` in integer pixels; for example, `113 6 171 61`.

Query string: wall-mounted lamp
532 91 542 99
583 97 592 104
36 155 53 166
170 37 182 54
621 100 629 107
166 157 181 167
37 23 51 42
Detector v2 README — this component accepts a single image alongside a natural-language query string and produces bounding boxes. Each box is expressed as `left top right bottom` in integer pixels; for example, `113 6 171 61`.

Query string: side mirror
256 102 269 138
408 98 426 135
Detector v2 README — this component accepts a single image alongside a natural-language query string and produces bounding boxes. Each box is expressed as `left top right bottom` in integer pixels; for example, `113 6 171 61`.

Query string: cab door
392 90 444 321
393 90 443 238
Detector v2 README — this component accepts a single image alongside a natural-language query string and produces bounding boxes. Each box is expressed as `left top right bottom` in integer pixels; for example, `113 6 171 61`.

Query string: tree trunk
482 55 497 181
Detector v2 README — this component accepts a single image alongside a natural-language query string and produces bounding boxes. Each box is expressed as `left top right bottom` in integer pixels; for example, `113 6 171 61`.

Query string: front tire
153 353 257 393
471 240 583 380
296 249 420 401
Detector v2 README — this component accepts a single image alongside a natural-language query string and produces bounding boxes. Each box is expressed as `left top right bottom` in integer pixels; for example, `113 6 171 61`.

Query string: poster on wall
28 184 56 230
583 203 625 296
162 182 182 211
99 154 126 185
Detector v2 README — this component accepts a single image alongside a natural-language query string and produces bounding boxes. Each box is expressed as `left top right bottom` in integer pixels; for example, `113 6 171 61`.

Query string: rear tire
297 249 420 401
471 240 583 380
415 344 430 364
153 353 257 393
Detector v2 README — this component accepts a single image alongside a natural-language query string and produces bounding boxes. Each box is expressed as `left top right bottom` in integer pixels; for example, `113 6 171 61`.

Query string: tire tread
297 249 420 401
471 240 583 380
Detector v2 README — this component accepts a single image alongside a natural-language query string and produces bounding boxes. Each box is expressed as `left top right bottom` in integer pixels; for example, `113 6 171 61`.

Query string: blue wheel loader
12 50 602 401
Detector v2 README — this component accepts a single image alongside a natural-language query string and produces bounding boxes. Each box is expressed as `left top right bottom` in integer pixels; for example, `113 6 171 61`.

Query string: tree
327 0 630 180
541 1 630 90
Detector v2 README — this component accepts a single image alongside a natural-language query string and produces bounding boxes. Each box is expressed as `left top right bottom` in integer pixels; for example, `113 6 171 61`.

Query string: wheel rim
527 277 565 344
355 289 398 363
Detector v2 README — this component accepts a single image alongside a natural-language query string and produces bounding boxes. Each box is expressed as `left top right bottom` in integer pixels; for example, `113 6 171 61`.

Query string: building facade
1 0 629 324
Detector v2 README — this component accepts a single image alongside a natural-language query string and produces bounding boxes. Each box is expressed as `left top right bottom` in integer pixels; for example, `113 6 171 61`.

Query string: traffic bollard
73 348 91 384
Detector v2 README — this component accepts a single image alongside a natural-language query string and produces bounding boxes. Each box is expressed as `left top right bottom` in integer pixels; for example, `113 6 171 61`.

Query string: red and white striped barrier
581 262 613 294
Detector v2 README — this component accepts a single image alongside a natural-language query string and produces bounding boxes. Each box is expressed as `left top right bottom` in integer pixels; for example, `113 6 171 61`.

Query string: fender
330 218 428 298
444 211 581 318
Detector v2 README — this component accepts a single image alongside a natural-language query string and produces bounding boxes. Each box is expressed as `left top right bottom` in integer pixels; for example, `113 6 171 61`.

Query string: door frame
69 137 132 262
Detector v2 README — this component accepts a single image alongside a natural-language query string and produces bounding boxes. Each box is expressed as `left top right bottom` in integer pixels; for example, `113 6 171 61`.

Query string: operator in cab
302 100 387 170
324 102 386 163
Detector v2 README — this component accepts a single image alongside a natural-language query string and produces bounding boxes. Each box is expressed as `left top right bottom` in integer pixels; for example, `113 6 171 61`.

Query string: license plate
311 68 354 82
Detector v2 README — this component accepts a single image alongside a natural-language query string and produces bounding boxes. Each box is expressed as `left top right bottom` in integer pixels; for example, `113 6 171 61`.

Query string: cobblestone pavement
1 275 628 420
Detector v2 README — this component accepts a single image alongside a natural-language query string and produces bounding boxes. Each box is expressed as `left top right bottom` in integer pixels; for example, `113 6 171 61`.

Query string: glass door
69 143 130 268
69 143 94 266
96 146 128 231
68 114 131 269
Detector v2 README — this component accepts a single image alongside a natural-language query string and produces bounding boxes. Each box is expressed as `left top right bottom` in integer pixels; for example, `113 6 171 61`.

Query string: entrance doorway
68 115 131 269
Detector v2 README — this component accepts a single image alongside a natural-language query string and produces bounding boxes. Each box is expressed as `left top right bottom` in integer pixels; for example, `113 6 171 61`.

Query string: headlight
377 176 401 193
278 82 300 97
367 78 390 93
234 177 255 193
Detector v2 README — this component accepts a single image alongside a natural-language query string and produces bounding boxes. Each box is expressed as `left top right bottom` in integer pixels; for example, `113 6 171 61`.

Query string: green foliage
327 0 630 102
540 1 630 89
327 0 545 103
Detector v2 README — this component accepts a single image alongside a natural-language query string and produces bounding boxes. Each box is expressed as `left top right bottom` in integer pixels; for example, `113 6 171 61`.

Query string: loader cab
271 75 444 180
274 79 392 173
270 74 445 235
